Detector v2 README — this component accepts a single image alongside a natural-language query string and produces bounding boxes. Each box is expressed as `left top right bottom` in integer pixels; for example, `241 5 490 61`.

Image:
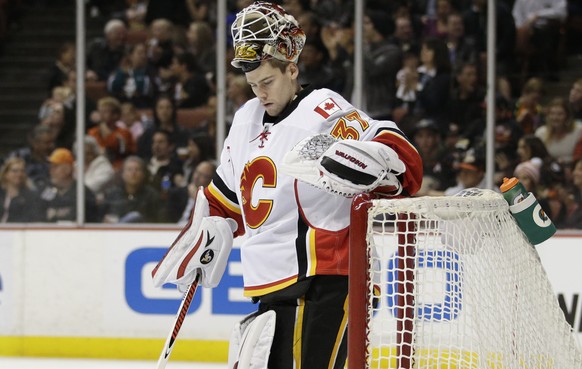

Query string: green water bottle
500 177 527 205
500 177 556 245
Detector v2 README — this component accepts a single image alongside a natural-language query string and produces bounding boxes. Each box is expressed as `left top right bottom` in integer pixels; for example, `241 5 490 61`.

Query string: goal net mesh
350 189 582 369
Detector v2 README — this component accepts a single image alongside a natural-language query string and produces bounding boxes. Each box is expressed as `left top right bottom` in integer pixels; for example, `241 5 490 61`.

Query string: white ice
0 357 225 369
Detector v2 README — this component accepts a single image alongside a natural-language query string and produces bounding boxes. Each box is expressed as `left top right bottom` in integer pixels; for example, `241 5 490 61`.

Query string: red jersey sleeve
372 129 423 197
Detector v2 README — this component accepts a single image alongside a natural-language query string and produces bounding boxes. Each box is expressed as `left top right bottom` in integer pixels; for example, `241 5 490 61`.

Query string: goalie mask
231 1 306 72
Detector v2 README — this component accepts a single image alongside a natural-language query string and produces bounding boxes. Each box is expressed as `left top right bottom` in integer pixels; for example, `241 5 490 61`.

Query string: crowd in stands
1 0 582 229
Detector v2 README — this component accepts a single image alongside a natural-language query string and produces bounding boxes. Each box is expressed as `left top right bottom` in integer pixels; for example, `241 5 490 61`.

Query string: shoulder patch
314 98 341 118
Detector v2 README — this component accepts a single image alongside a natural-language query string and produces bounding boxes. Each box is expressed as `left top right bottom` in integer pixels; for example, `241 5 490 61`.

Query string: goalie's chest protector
222 89 359 296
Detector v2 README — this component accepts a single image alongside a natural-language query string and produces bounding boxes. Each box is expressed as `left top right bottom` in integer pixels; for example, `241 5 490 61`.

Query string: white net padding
363 189 582 369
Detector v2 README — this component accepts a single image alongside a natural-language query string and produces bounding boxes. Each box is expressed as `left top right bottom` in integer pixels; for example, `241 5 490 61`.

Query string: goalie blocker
151 187 237 290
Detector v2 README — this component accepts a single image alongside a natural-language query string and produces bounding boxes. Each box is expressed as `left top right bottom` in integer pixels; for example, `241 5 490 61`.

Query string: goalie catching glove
152 187 238 290
281 134 406 197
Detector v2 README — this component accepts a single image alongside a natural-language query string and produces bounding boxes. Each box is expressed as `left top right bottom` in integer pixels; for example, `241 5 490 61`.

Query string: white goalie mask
231 1 306 72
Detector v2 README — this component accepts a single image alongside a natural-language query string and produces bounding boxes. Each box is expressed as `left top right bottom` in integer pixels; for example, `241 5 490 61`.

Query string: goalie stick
156 274 200 369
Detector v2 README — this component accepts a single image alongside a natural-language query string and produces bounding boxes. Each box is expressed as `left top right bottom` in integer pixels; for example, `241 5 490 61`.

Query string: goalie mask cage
348 189 582 369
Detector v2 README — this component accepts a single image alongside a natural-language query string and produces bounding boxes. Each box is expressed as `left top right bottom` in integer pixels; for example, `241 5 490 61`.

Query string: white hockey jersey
204 87 422 297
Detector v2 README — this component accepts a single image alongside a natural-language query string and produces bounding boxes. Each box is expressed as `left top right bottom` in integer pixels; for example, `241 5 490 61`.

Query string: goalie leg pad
228 310 276 369
152 187 237 289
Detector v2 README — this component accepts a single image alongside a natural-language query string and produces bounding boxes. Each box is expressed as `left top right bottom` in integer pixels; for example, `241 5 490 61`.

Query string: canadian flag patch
314 98 341 118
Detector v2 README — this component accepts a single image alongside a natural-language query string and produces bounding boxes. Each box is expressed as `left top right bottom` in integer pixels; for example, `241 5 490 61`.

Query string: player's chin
264 104 280 116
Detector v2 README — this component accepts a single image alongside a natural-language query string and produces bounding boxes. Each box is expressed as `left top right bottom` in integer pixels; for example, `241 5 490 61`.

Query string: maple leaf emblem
324 102 335 110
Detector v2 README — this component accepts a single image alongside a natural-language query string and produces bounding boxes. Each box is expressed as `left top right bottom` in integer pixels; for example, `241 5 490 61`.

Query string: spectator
513 157 566 223
39 86 73 123
513 0 567 80
423 0 454 39
88 96 137 170
138 94 189 158
2 124 55 191
296 11 322 41
40 101 75 150
445 11 478 71
0 157 44 223
493 95 523 153
568 78 582 121
46 41 75 96
147 129 184 194
362 10 401 119
388 13 421 55
448 62 485 138
398 37 452 133
297 38 340 92
225 73 254 126
40 148 98 223
441 147 487 195
169 159 217 224
535 97 582 165
517 134 551 163
185 20 216 74
119 102 148 143
62 70 98 131
79 135 115 201
175 136 203 187
515 134 566 189
513 156 544 193
394 50 421 122
107 42 157 108
515 77 545 134
411 119 456 195
147 18 175 71
101 155 161 223
319 17 354 99
169 51 212 108
86 19 128 81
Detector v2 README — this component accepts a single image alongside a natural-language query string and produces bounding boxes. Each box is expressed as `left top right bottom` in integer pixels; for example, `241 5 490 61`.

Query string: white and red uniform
204 86 422 298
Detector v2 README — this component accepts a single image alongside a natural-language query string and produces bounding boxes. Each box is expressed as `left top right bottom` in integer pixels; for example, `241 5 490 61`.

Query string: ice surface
0 357 225 369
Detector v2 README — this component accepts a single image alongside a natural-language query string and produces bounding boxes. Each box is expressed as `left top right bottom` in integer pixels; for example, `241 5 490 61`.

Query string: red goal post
348 189 582 369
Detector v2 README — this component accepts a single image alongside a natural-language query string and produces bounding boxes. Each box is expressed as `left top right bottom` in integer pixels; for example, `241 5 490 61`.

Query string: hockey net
348 189 582 369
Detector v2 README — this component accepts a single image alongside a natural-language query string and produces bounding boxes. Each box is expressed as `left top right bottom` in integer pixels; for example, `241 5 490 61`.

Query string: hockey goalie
151 2 423 369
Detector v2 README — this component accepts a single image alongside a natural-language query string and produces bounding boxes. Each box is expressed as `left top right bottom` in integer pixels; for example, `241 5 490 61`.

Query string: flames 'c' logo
240 157 277 229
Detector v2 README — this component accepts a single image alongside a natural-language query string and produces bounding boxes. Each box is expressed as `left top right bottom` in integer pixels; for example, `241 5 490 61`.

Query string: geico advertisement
1 230 582 342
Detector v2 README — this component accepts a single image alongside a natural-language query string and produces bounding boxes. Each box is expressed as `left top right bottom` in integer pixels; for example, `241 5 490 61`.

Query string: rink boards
0 227 581 361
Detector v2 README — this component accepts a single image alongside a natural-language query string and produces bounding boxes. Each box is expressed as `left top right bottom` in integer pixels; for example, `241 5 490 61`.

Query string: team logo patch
234 43 261 62
314 98 341 118
200 249 214 265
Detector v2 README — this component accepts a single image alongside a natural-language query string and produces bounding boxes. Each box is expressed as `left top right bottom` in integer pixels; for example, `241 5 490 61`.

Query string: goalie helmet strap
320 156 378 185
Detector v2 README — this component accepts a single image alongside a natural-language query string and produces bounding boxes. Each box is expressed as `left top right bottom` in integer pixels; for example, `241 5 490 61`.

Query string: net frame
348 190 582 369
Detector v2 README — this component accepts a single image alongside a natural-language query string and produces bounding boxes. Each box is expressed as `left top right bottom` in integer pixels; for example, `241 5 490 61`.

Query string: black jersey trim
295 210 309 279
263 85 315 125
211 173 239 206
375 126 410 142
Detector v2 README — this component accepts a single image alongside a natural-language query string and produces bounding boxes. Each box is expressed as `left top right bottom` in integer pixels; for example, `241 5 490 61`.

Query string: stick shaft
156 275 200 369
